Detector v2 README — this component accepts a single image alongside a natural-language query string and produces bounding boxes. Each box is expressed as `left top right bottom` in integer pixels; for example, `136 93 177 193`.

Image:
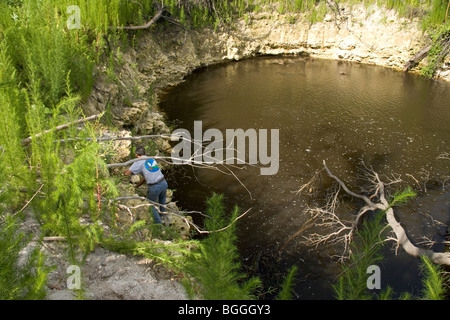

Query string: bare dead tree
297 160 450 266
105 132 264 199
99 133 260 235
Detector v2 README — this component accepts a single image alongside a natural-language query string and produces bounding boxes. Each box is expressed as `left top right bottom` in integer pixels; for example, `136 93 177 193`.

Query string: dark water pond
159 56 450 299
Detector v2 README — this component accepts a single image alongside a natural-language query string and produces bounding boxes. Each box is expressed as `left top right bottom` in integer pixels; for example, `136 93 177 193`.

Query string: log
322 160 450 266
55 134 180 144
403 45 432 73
119 8 164 30
21 113 103 146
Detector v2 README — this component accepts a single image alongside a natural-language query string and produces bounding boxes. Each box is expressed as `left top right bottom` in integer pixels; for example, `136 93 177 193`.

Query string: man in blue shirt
124 145 168 224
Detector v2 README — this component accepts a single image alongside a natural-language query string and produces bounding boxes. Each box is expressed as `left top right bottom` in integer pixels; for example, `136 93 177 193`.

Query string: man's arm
125 161 141 176
125 162 142 186
135 177 146 188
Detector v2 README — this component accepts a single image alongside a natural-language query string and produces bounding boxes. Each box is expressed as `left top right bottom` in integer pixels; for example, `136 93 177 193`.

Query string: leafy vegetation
276 265 299 300
419 255 448 300
0 215 51 300
333 211 389 300
335 220 448 300
182 193 262 300
422 23 450 77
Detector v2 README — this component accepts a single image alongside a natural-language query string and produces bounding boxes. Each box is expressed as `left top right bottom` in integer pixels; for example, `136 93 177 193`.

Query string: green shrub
183 193 262 300
421 23 450 78
0 215 51 300
419 255 448 300
276 265 299 300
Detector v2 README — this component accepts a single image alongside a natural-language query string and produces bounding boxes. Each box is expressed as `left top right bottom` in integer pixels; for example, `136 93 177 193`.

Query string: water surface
159 56 450 299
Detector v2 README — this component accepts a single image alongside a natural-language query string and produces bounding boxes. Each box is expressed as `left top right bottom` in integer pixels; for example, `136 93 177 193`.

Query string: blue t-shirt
129 159 164 184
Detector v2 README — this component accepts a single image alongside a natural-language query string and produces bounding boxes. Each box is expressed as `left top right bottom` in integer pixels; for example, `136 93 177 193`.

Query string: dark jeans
147 179 168 224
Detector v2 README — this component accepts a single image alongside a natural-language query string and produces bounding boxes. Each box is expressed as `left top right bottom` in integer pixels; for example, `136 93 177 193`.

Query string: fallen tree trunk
321 161 450 266
54 134 179 144
296 161 450 265
403 45 432 72
119 8 165 30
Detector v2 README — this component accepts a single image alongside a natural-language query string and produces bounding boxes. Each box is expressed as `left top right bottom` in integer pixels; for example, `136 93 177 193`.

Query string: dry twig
107 196 252 235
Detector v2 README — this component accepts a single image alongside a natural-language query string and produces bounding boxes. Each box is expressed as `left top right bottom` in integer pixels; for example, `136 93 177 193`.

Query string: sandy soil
45 246 188 300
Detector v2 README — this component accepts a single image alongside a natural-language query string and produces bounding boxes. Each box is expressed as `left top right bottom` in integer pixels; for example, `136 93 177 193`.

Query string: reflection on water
159 56 450 299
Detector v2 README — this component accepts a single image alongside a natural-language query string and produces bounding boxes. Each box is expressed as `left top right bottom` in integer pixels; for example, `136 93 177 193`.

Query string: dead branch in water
294 169 324 196
289 161 450 266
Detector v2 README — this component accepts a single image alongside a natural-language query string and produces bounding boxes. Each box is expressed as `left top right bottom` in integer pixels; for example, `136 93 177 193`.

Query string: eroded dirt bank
84 3 448 135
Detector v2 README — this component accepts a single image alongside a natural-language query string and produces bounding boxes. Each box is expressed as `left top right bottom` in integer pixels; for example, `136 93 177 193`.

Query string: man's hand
134 177 146 189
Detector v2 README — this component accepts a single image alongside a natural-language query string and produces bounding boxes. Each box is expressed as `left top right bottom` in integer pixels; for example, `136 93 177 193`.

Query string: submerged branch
320 161 450 266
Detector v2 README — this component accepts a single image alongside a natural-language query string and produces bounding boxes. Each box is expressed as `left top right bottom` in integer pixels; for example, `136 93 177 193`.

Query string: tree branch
21 113 104 146
320 161 450 266
107 196 252 234
119 8 165 30
403 45 432 73
54 134 180 144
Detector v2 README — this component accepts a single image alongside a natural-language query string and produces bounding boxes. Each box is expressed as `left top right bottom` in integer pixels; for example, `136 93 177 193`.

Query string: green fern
334 187 448 300
389 186 417 208
333 211 387 300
